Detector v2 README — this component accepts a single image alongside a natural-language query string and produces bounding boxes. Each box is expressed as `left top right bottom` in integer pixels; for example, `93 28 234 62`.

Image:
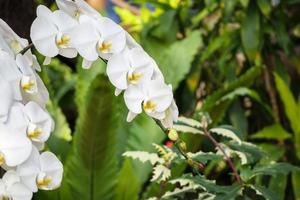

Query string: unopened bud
168 129 178 141
179 141 187 151
187 158 194 166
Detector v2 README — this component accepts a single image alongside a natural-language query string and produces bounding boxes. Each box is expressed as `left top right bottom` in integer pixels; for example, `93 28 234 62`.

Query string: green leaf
256 0 271 17
241 2 261 61
210 127 242 144
274 73 300 158
115 160 139 200
251 185 279 200
252 163 299 178
145 31 203 89
251 124 292 140
62 75 119 200
201 66 262 112
292 171 300 199
268 174 287 200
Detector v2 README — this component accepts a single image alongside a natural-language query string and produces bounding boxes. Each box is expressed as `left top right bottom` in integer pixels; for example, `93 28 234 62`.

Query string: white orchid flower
30 5 78 65
124 80 173 121
161 100 179 128
16 54 49 106
17 147 63 192
0 123 32 167
6 102 54 146
56 0 102 20
107 48 154 96
0 79 13 122
71 16 126 68
0 19 41 71
0 171 33 200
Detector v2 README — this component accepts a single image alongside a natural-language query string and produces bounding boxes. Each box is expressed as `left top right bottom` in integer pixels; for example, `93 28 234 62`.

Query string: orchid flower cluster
0 19 62 199
30 0 179 128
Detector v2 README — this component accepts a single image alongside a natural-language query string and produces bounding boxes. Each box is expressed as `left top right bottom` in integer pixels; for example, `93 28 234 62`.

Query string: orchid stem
203 127 242 183
19 43 33 54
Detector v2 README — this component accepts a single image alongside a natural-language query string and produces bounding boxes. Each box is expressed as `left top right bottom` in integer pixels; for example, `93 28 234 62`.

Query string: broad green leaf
62 75 119 200
210 127 242 144
251 124 292 140
173 124 204 135
268 174 287 200
177 116 202 128
187 151 222 164
145 31 203 89
115 160 139 200
252 163 299 178
123 151 164 165
241 2 261 61
274 73 300 158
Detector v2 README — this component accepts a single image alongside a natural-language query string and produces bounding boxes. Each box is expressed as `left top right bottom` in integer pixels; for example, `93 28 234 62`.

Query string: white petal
114 88 123 96
125 32 141 49
8 182 33 200
5 103 28 134
70 22 99 61
75 0 102 19
124 85 144 114
126 111 138 122
0 79 13 121
43 57 52 65
56 0 78 17
36 5 53 19
107 52 130 90
0 124 32 166
30 16 59 57
59 48 77 58
2 171 20 188
52 10 78 32
146 80 173 112
82 59 94 69
17 147 40 192
0 54 22 100
40 152 63 190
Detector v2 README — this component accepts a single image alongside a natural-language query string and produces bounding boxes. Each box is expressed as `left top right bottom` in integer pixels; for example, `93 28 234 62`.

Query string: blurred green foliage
33 0 300 199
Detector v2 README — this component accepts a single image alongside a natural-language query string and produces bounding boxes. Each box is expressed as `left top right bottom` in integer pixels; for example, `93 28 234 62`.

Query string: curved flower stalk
0 18 63 199
30 0 179 129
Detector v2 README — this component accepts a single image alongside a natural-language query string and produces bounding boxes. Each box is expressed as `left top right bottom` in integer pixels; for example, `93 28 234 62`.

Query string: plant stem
203 127 242 183
19 43 33 54
154 119 205 170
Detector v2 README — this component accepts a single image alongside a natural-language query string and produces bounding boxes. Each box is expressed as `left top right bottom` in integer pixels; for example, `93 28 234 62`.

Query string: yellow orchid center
37 175 52 188
98 42 112 53
0 153 5 166
74 9 81 19
27 128 43 139
128 72 143 84
56 35 71 47
1 196 11 200
21 80 35 92
143 100 157 113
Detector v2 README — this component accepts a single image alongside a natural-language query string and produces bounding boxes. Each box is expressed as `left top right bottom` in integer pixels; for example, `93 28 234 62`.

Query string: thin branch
19 43 33 54
203 127 242 183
